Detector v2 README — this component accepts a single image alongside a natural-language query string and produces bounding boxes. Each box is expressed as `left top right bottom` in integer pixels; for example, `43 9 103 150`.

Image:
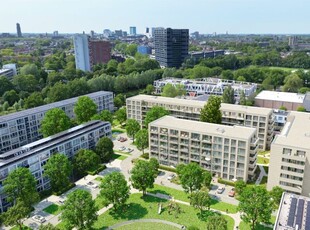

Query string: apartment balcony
150 129 158 133
170 138 179 143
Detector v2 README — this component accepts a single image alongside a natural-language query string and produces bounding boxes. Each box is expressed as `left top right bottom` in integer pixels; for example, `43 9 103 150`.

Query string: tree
162 83 186 97
60 189 98 230
283 73 303 92
130 160 157 195
0 76 14 97
269 186 284 209
74 96 97 124
279 106 287 111
95 137 114 162
144 106 170 127
176 163 204 193
113 94 126 108
200 96 222 124
2 90 19 106
115 107 127 126
44 153 72 193
3 101 9 111
126 119 140 142
125 44 138 56
167 201 182 218
239 91 247 105
222 85 235 104
99 110 113 124
202 171 212 188
149 158 159 177
24 92 45 109
40 108 71 137
297 106 306 112
135 129 149 153
145 84 154 95
190 190 211 215
3 167 39 208
20 63 39 78
13 102 20 111
206 215 228 230
235 180 247 195
99 172 130 210
12 74 39 93
2 200 31 230
39 223 59 230
73 149 100 177
238 186 273 230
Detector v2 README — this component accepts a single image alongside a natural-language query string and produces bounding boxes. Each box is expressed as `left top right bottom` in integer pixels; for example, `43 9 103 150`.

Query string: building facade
267 111 310 196
129 26 137 35
89 40 112 67
0 120 111 212
149 116 258 181
16 23 22 38
126 95 274 150
0 91 113 154
154 28 189 68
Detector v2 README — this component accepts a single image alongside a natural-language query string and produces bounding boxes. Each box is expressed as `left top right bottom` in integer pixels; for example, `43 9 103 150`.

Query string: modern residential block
154 28 189 68
0 91 113 154
267 111 310 196
0 120 111 212
126 95 274 150
149 116 258 181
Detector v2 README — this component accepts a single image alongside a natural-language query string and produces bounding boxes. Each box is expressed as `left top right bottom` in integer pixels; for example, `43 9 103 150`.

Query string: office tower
126 95 274 151
73 34 111 71
90 30 95 38
146 27 149 34
149 116 258 181
130 26 137 35
115 30 123 37
0 91 114 154
53 31 59 37
103 29 112 38
16 23 22 37
154 28 189 68
0 120 111 212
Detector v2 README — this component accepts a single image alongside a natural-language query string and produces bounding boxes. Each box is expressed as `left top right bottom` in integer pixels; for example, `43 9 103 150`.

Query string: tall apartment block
0 91 113 154
73 34 111 72
126 95 274 150
16 23 22 38
154 28 189 68
0 120 111 212
129 26 137 35
149 116 258 181
267 111 310 196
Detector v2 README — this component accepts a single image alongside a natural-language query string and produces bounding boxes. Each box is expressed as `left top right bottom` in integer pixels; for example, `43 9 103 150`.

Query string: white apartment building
149 116 258 182
0 120 111 213
0 91 113 154
126 95 274 150
267 111 310 196
73 34 91 72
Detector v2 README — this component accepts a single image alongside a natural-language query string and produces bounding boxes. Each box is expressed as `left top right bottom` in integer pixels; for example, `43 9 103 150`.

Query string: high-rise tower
16 23 22 37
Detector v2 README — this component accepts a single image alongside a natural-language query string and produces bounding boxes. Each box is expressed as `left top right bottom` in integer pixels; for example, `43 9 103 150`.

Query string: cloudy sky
1 0 309 34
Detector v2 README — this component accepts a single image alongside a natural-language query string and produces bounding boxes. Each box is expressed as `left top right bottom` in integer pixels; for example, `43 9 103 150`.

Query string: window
283 148 292 155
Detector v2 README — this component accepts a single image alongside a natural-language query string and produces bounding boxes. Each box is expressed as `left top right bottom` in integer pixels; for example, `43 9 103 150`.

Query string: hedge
141 153 149 159
54 183 76 196
159 165 177 173
217 178 236 187
87 165 107 175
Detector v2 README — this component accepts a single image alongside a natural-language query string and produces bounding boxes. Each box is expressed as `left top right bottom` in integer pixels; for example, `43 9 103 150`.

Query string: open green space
258 156 270 164
239 221 273 230
112 128 125 134
260 176 268 186
258 150 270 156
111 153 128 160
147 184 238 214
43 203 61 215
263 166 269 174
11 226 32 230
115 222 179 230
114 150 131 155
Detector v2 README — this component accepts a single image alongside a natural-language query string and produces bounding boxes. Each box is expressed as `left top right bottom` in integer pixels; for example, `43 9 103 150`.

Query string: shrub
141 152 149 159
217 178 235 187
54 183 76 196
87 165 107 175
159 165 177 172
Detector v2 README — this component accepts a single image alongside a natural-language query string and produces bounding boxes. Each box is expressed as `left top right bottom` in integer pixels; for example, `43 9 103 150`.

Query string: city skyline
1 0 309 34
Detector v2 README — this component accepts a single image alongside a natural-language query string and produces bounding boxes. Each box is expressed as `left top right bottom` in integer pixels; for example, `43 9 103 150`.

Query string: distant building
53 31 59 37
145 27 149 34
255 91 310 111
137 45 152 55
122 31 127 37
154 28 189 68
115 30 123 37
90 30 95 38
130 26 137 35
103 29 112 38
0 64 17 80
16 23 22 37
73 34 111 71
190 50 225 60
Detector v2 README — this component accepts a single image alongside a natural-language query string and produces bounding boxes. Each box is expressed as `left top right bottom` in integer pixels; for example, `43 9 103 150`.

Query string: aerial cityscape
0 1 310 230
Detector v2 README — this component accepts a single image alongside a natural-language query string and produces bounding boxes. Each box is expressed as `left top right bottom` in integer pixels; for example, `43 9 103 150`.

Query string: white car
125 148 134 153
58 198 66 204
217 187 225 194
92 184 99 189
118 146 126 151
32 215 46 223
167 174 175 181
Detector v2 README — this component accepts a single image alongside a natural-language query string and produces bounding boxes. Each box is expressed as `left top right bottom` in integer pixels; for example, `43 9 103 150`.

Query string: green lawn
258 150 270 156
43 204 61 215
95 176 104 182
257 156 270 164
115 222 179 230
112 128 125 134
260 176 268 186
93 194 235 230
111 153 128 160
239 221 273 230
147 184 238 214
11 226 32 230
263 166 269 174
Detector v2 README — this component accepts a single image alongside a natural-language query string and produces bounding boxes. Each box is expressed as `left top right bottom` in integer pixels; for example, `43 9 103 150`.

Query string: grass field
258 156 270 164
147 184 238 214
115 222 179 229
43 204 61 215
111 153 128 160
239 221 273 230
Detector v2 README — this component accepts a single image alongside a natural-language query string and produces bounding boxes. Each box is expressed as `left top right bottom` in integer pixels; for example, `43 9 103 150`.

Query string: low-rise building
126 95 274 150
267 111 310 196
0 91 113 154
0 120 111 212
149 116 258 181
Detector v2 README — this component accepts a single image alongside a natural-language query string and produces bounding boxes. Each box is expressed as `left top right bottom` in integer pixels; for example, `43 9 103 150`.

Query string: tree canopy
176 163 204 193
200 96 222 124
144 106 170 127
95 137 114 162
135 129 149 154
125 119 140 142
74 96 97 124
222 85 235 104
73 149 100 177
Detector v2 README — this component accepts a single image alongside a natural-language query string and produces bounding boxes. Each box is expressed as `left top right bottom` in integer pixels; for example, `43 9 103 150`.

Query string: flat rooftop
275 192 310 230
255 91 305 103
150 116 256 139
128 95 273 116
273 111 310 149
0 91 112 123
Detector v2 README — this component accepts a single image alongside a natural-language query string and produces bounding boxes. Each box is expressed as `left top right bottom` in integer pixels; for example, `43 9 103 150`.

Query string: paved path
107 218 183 229
255 165 268 185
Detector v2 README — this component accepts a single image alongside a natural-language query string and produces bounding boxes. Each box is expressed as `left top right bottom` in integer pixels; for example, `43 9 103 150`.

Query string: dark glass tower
16 23 22 37
154 28 189 68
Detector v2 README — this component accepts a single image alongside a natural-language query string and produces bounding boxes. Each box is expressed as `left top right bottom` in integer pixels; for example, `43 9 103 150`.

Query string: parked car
119 137 128 142
86 181 94 186
118 146 126 151
32 215 46 223
58 198 66 204
92 184 99 189
228 188 235 197
167 174 175 181
125 148 133 153
217 187 225 194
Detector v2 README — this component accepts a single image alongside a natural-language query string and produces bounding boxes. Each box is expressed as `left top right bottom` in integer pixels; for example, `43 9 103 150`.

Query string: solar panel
295 199 305 229
305 201 310 229
287 198 297 227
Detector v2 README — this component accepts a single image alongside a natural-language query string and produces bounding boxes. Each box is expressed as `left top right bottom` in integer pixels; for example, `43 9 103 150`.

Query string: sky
1 0 309 34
